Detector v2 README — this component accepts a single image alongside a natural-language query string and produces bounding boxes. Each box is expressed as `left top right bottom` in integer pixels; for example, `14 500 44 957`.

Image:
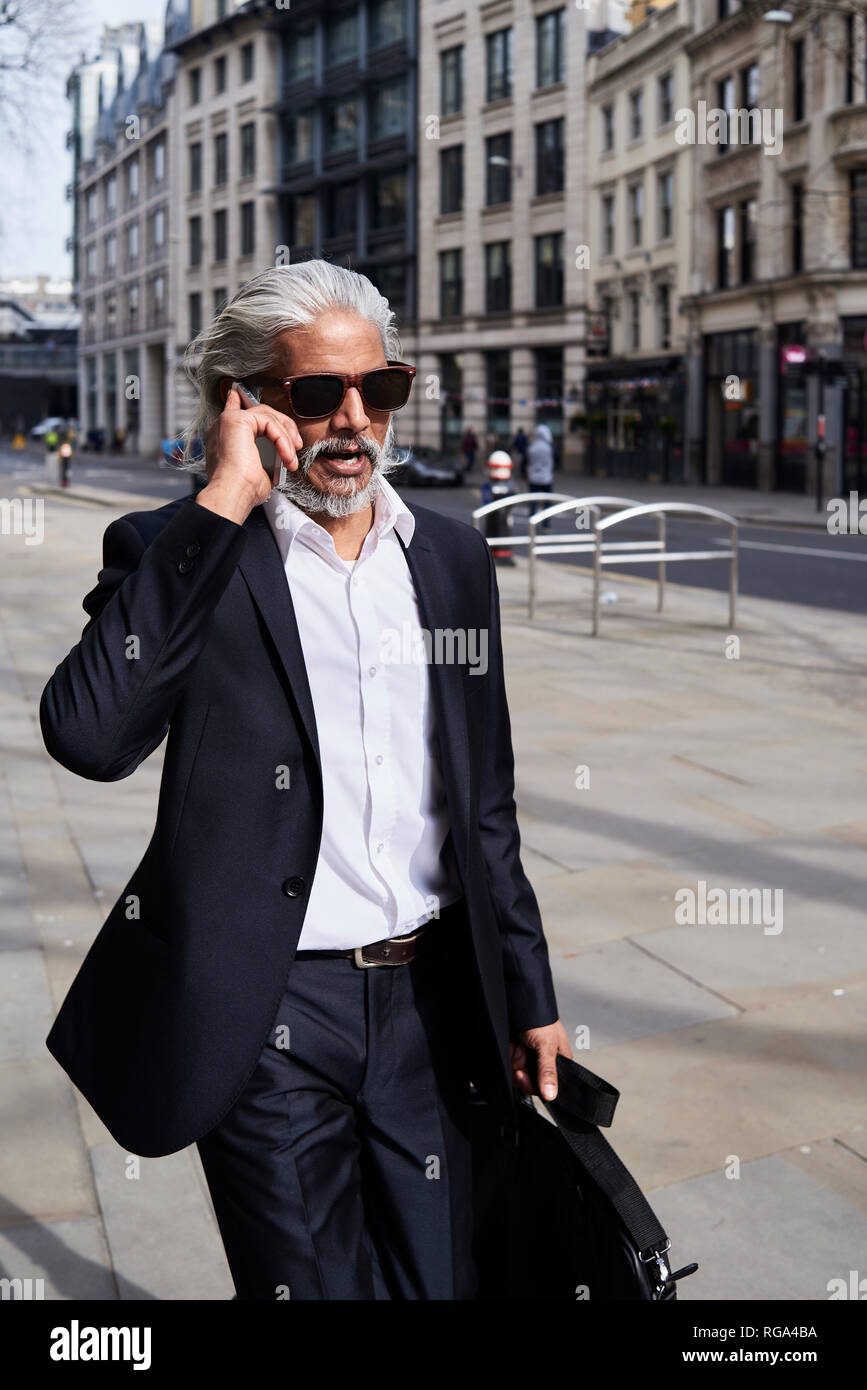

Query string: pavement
0 481 865 1301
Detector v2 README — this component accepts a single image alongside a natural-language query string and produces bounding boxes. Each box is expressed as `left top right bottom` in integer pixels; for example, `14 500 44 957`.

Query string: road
4 445 865 614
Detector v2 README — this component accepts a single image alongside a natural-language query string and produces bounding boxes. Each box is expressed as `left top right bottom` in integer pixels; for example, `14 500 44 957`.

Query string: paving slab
0 1218 116 1301
649 1155 867 1301
0 1060 96 1227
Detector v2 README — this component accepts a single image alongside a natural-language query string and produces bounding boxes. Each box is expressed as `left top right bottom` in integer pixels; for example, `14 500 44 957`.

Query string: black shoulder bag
470 1052 699 1301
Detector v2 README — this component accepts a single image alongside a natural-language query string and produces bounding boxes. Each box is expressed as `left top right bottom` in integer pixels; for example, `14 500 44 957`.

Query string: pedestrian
512 427 529 482
59 435 74 488
526 423 556 528
460 425 478 475
39 259 569 1302
44 427 60 483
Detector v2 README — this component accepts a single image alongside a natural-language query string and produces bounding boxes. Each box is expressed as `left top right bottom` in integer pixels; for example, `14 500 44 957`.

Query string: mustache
299 436 382 471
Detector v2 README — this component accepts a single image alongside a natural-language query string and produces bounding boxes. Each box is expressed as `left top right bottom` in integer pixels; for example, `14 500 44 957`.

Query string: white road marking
713 537 867 561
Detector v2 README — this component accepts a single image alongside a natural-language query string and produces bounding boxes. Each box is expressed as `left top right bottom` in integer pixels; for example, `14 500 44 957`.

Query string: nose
330 385 370 436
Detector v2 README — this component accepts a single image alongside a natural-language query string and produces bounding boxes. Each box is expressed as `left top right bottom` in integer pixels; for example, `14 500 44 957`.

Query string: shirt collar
263 469 415 555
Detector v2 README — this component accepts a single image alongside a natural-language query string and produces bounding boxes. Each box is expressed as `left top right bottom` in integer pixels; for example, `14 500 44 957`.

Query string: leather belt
294 920 435 969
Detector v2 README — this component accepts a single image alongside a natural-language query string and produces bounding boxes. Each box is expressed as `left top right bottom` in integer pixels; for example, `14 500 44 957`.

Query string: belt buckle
353 927 422 970
353 946 381 969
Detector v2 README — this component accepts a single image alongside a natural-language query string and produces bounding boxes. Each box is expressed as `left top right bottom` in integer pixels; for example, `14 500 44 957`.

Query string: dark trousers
196 899 484 1300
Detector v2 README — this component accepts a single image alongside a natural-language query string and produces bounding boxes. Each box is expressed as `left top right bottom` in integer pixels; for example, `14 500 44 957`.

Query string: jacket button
282 876 305 897
185 541 201 558
177 558 195 574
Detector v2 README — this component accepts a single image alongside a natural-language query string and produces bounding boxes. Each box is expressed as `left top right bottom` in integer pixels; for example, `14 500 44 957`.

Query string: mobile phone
230 380 286 489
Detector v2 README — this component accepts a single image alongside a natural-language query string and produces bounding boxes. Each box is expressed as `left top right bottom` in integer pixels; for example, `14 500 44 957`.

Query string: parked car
389 446 463 487
30 416 68 439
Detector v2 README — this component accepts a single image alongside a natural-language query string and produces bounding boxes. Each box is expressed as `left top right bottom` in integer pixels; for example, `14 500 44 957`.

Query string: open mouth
318 449 369 477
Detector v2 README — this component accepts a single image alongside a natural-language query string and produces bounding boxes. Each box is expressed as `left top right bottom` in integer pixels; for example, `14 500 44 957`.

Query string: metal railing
527 495 642 619
591 502 739 636
472 492 577 550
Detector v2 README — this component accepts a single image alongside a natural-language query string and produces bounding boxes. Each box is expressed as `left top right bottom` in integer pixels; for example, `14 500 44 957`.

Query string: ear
218 376 233 405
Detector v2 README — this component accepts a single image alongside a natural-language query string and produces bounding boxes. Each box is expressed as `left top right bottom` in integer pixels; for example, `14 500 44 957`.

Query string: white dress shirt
263 473 462 949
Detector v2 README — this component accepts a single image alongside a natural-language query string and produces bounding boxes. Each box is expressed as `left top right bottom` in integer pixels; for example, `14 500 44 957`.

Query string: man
40 261 570 1300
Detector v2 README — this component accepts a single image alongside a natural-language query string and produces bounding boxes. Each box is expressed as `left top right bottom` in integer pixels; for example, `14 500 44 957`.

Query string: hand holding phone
230 381 288 490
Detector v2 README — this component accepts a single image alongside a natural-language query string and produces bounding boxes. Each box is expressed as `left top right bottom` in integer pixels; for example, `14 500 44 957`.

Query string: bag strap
546 1102 669 1256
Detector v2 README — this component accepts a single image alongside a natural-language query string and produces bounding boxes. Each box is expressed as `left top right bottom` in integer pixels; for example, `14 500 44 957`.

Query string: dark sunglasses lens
363 368 411 411
290 375 344 416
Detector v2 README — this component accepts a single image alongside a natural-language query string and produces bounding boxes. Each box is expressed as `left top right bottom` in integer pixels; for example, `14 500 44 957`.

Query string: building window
86 187 97 224
240 122 256 178
440 145 463 214
370 77 408 141
126 283 139 326
86 243 97 278
486 27 513 102
717 76 735 152
629 290 640 350
105 292 117 334
325 183 356 238
628 181 643 246
126 222 139 261
214 287 228 317
214 132 228 187
846 14 854 104
240 201 255 256
369 171 406 229
105 173 117 213
289 193 316 247
792 38 805 122
629 88 643 141
287 27 316 84
657 282 671 350
241 42 255 84
601 103 614 152
214 208 228 262
439 248 463 317
151 274 165 314
189 292 202 339
285 111 313 168
149 139 165 185
601 193 615 256
189 215 202 267
717 204 735 287
485 350 511 442
741 62 759 109
105 232 117 270
369 0 407 50
534 232 563 308
657 169 674 240
850 169 867 267
189 142 202 193
325 11 358 69
325 97 358 155
792 182 804 272
189 68 201 105
215 55 227 95
152 207 165 249
536 7 565 89
535 118 564 195
718 0 734 17
484 241 511 312
440 46 463 116
485 132 512 205
534 346 563 439
740 198 757 282
126 157 139 201
658 71 673 126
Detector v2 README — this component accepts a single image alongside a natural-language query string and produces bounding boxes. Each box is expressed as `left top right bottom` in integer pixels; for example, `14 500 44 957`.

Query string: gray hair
177 260 403 471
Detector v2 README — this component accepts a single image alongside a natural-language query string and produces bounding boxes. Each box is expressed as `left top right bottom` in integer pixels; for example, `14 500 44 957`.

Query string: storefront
777 324 808 493
842 316 867 495
584 357 686 483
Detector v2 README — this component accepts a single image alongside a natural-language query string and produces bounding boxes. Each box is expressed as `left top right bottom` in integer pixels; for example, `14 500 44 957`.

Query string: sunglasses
246 360 416 419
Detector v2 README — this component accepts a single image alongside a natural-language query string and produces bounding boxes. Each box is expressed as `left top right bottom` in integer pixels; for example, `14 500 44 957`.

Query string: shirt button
185 541 201 558
177 558 195 575
369 666 376 676
281 876 306 897
375 754 383 765
376 843 384 854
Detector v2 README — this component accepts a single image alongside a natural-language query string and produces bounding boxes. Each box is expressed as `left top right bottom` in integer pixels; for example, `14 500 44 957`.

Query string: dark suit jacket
40 492 560 1157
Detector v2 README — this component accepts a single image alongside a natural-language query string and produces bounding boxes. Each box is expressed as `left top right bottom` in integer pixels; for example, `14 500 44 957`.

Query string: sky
0 0 167 282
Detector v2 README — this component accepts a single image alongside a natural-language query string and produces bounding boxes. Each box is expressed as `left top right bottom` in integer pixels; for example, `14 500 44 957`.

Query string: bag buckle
640 1240 671 1292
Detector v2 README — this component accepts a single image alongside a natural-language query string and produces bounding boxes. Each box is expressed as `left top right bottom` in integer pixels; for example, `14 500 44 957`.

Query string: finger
223 387 242 411
262 417 299 472
535 1047 558 1101
510 1043 527 1070
512 1068 533 1097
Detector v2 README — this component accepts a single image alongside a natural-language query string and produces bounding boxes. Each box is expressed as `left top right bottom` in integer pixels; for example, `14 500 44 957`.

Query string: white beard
273 421 402 519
